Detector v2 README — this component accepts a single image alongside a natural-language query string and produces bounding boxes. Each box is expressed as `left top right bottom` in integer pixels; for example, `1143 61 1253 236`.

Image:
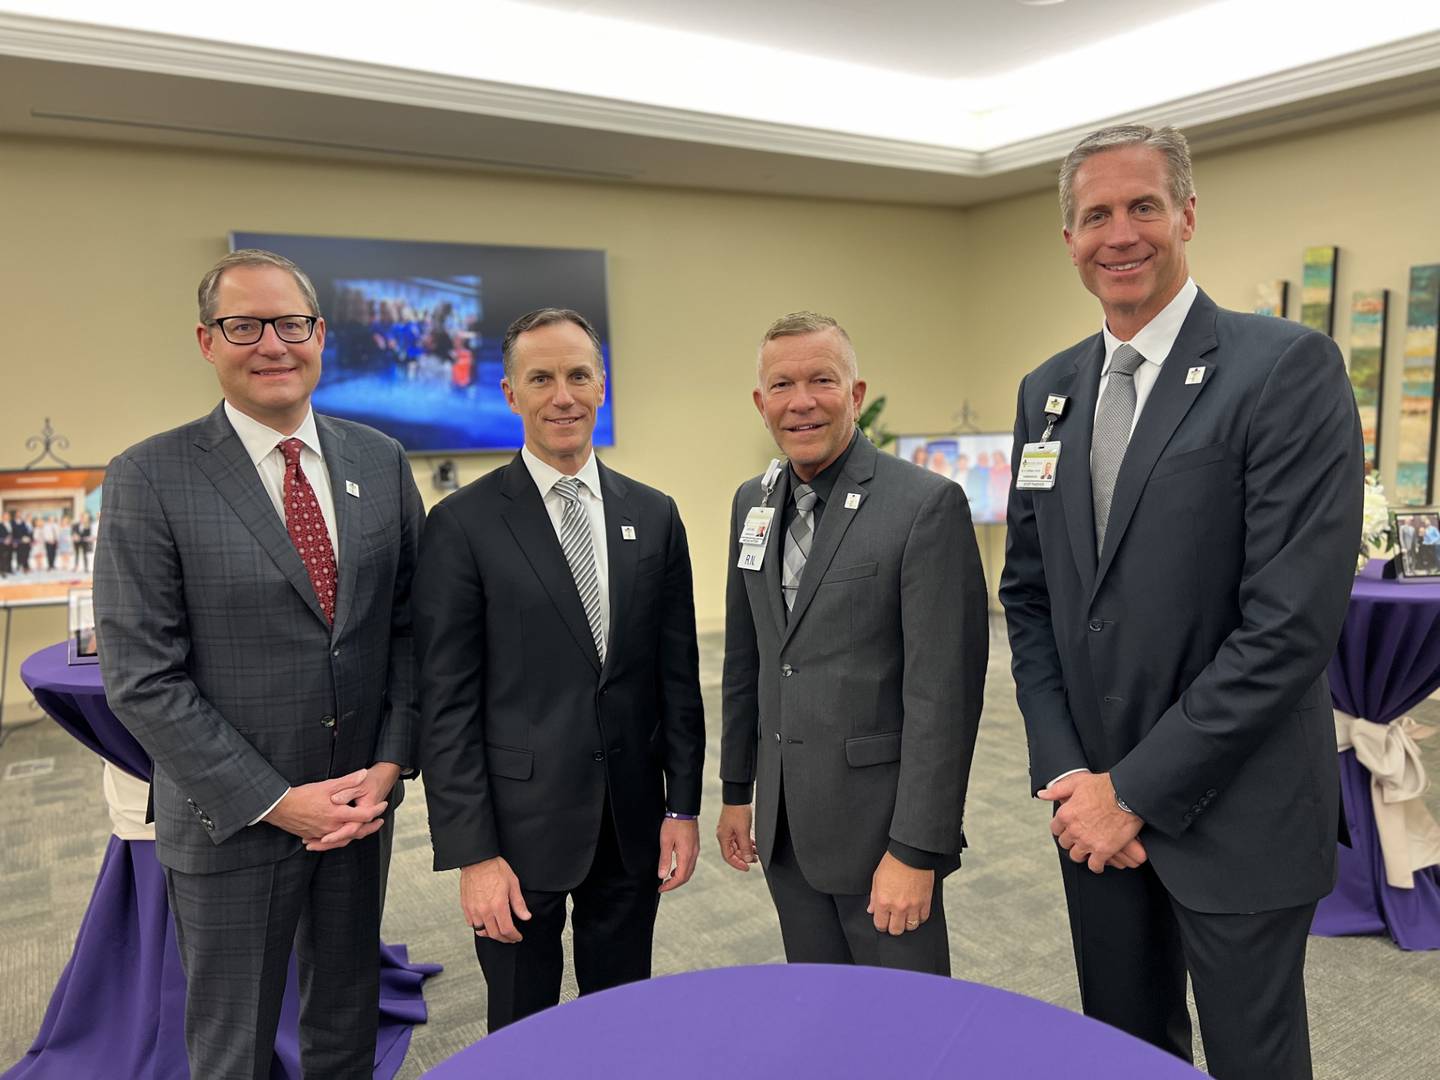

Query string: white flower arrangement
1359 475 1392 571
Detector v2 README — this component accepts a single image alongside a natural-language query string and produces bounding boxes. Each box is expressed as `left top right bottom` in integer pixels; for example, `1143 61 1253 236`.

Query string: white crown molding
4 12 1440 178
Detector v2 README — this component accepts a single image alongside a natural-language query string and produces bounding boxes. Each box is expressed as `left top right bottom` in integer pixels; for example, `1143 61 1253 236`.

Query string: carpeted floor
2 621 1437 1078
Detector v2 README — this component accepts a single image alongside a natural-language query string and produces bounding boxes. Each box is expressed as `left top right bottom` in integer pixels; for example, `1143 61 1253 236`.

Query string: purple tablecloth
1312 561 1440 950
424 965 1204 1078
6 643 441 1079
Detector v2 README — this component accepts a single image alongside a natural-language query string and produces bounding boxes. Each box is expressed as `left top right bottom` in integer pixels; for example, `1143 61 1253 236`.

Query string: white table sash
1333 710 1440 888
102 762 156 841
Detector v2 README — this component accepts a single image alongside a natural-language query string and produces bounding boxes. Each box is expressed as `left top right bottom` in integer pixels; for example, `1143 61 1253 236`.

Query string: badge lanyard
737 458 784 571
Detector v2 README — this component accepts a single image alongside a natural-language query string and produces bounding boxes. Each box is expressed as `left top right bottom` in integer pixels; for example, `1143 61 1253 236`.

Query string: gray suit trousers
165 835 381 1080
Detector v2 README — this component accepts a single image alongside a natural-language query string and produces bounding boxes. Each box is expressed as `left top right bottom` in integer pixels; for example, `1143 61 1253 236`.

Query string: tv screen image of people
231 232 613 453
892 433 1012 526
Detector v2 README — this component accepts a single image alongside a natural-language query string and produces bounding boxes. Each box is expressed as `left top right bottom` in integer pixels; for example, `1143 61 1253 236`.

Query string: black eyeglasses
209 315 318 345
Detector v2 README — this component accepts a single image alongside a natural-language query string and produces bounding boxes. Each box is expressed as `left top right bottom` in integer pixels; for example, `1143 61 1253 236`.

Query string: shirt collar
1101 277 1198 374
224 401 323 466
520 444 604 502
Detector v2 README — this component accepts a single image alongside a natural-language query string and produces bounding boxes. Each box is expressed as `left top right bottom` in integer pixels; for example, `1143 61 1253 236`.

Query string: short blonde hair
756 311 858 382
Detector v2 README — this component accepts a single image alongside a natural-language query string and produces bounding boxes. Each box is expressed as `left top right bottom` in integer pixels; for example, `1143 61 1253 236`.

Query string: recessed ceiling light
1017 1 1067 6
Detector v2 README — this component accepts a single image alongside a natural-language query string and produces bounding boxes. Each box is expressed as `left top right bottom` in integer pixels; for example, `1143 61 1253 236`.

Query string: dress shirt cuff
722 781 753 806
1045 767 1090 790
887 839 948 871
251 788 288 826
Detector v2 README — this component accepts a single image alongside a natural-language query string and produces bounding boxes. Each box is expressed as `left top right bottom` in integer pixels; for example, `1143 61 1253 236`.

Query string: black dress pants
1058 850 1317 1080
475 798 660 1032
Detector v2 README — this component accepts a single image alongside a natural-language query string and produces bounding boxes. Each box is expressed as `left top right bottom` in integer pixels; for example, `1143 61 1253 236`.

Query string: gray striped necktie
554 476 605 663
1091 342 1147 554
782 483 817 615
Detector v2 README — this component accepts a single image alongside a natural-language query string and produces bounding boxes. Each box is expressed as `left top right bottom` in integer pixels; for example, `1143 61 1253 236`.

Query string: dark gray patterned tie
555 477 605 663
782 483 817 614
1091 343 1147 554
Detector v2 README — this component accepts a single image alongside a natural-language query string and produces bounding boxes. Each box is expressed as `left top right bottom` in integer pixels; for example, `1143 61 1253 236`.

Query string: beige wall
0 134 974 710
4 103 1440 713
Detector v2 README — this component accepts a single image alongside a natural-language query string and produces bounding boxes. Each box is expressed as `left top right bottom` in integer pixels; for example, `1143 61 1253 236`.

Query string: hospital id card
1016 441 1061 490
737 505 775 571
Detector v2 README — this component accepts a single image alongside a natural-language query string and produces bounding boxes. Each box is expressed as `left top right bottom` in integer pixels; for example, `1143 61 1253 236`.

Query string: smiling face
197 264 324 434
1064 145 1196 341
754 328 866 482
502 320 606 474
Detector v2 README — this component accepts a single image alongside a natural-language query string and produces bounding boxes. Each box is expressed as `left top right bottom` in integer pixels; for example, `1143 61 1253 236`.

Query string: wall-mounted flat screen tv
892 433 1012 525
231 232 613 453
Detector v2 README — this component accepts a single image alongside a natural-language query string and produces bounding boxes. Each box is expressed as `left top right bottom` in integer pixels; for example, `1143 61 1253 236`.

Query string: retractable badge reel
737 458 784 571
1017 395 1067 491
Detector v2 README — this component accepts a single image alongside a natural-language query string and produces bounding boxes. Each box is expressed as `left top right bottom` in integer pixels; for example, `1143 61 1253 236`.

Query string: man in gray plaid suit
95 249 424 1079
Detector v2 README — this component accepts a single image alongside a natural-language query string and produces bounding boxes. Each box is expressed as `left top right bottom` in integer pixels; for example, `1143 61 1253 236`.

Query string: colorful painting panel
1254 280 1288 318
1300 246 1339 336
1397 264 1440 505
1348 289 1388 473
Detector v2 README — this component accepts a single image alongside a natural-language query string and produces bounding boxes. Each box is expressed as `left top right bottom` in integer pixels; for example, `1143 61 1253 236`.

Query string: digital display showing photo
232 232 613 453
892 433 1013 526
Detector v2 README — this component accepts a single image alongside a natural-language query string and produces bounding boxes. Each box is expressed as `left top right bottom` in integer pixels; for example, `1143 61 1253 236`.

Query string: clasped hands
1038 770 1147 874
716 805 934 935
262 761 400 852
458 815 700 943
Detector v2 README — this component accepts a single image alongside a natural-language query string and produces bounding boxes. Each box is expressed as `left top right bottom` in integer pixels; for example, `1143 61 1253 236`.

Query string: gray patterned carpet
2 622 1437 1078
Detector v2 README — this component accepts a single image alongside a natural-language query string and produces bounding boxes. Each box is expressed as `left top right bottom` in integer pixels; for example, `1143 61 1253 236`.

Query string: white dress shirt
1092 277 1199 435
224 401 339 565
520 444 611 649
1053 278 1200 792
224 401 340 824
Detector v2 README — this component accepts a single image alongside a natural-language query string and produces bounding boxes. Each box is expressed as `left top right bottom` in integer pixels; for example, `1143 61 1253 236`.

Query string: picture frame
1391 507 1440 581
67 586 99 664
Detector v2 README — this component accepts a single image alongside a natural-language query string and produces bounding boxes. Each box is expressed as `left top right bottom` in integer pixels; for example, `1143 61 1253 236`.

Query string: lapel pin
1185 366 1205 386
844 492 862 510
345 480 360 497
621 525 637 540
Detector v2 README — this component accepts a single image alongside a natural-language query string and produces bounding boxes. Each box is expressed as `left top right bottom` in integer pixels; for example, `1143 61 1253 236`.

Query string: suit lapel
499 455 602 673
783 432 875 645
1093 292 1220 596
318 417 358 639
597 462 634 684
1057 338 1103 596
191 404 330 629
761 468 791 640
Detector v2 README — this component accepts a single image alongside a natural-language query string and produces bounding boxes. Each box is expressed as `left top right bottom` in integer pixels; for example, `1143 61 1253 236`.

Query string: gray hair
198 249 320 325
1058 124 1194 229
756 311 859 383
501 308 605 383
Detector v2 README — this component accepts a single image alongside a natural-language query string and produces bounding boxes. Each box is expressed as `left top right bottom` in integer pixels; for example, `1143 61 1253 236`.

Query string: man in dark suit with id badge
1001 124 1362 1079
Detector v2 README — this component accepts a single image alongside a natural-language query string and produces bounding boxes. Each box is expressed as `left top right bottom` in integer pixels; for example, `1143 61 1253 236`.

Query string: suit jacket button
781 663 794 676
1182 811 1194 823
321 715 336 729
774 732 781 743
1087 619 1103 632
1206 789 1217 797
593 750 605 762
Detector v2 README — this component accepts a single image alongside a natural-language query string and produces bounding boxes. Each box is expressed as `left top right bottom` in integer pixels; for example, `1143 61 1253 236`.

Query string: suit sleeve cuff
722 781 753 806
887 839 947 870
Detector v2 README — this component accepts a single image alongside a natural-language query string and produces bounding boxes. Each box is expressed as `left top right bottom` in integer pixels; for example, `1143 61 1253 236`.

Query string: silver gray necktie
782 483 817 614
1091 343 1147 555
554 477 605 663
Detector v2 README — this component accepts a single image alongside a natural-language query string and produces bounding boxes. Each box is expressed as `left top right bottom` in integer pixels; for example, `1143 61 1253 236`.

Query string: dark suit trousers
165 835 381 1080
476 797 661 1032
1058 851 1316 1080
764 784 950 974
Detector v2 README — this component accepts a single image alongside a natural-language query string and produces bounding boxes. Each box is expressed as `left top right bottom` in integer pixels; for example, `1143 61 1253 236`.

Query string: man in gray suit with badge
95 249 424 1079
717 311 988 972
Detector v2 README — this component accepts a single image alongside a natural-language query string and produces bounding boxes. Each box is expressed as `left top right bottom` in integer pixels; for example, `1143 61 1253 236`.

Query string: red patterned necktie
280 438 337 624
